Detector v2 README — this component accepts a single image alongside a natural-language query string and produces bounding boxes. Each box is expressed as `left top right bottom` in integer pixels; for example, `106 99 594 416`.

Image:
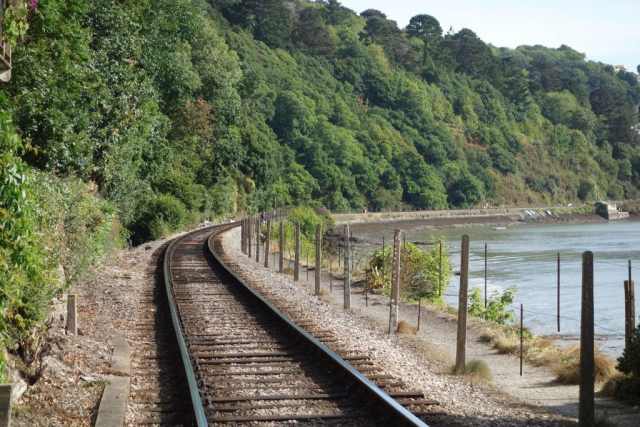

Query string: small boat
493 227 506 230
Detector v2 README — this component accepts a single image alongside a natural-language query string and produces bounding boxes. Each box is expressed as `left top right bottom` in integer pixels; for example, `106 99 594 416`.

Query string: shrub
468 285 517 325
287 206 333 238
130 194 189 243
30 171 118 287
209 177 238 216
614 322 640 401
1 95 118 378
366 239 452 302
0 95 48 361
155 172 207 213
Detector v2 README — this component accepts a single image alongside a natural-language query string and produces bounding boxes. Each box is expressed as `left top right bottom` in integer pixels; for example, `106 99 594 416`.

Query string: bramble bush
468 285 517 325
366 239 452 302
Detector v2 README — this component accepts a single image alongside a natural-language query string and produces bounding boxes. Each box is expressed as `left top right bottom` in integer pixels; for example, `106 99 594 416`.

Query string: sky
338 0 640 72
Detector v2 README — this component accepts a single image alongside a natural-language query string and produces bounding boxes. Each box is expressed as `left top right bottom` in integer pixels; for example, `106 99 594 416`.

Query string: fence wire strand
505 304 626 338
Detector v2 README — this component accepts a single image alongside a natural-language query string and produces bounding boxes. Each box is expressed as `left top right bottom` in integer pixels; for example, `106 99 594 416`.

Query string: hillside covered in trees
3 0 640 243
0 0 639 375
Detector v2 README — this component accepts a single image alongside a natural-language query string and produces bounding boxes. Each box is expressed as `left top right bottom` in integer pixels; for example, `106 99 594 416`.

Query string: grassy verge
452 359 493 381
479 326 616 384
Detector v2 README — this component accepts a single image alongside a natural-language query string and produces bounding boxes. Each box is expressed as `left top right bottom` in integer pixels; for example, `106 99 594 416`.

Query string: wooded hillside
4 0 640 243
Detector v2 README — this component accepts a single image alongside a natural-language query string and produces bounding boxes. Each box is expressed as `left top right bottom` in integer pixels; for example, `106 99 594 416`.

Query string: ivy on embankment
0 94 118 380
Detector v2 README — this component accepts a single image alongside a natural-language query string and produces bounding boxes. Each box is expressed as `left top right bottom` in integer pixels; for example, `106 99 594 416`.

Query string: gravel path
221 228 576 427
340 220 640 427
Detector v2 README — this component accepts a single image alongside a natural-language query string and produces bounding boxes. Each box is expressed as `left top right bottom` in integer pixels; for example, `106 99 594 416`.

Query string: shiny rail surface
163 222 436 425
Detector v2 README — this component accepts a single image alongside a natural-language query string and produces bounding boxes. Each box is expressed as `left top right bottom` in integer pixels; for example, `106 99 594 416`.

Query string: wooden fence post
382 236 386 281
558 252 561 332
579 251 594 427
67 295 77 334
439 241 443 297
243 218 248 253
248 217 252 258
256 217 262 262
629 260 636 341
264 219 271 268
484 243 488 308
330 259 333 292
350 231 354 270
279 221 284 273
365 268 369 307
241 218 245 253
344 224 350 309
455 234 470 373
401 235 406 289
294 222 300 281
625 280 635 351
630 279 636 340
520 304 524 376
389 229 401 334
315 224 321 296
625 280 631 352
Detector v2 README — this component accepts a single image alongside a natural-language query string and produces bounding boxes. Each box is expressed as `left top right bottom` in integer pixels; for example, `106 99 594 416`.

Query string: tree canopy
2 0 640 242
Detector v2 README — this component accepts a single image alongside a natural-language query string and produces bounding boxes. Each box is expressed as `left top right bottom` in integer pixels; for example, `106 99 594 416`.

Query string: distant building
613 65 626 73
595 201 629 220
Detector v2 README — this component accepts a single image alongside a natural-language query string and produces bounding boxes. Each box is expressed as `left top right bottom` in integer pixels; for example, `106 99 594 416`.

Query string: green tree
293 8 337 57
405 14 442 59
240 0 292 49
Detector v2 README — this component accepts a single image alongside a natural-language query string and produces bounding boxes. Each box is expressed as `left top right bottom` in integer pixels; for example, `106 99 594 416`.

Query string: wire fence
504 304 626 338
242 217 636 356
355 235 637 351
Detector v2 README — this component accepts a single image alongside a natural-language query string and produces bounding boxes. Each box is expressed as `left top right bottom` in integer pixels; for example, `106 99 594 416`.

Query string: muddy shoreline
341 212 630 236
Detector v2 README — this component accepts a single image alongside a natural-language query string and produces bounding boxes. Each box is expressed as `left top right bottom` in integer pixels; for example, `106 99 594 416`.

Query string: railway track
136 222 443 425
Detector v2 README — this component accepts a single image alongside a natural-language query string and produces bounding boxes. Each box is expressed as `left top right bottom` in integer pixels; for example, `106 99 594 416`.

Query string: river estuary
409 220 640 357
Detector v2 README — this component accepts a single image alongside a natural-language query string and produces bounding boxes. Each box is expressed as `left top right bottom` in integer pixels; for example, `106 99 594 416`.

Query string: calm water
410 221 640 357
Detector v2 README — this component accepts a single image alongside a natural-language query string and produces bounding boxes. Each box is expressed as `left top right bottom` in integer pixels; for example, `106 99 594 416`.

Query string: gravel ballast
220 228 572 427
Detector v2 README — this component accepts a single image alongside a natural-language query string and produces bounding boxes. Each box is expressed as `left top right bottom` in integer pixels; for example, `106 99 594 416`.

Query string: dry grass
452 359 493 381
317 288 331 300
397 320 417 335
552 346 617 384
480 328 617 384
283 267 294 275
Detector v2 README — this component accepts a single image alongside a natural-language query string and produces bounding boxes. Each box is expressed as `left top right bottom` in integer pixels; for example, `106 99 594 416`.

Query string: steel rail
163 228 214 427
208 223 429 427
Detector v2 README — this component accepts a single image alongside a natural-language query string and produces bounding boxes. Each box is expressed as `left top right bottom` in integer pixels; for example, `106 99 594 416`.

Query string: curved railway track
139 222 442 426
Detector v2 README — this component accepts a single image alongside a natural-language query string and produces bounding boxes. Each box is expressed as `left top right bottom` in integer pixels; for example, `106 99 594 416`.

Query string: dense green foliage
366 240 452 302
469 285 517 325
4 0 640 244
267 206 333 261
0 93 116 368
615 323 640 401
